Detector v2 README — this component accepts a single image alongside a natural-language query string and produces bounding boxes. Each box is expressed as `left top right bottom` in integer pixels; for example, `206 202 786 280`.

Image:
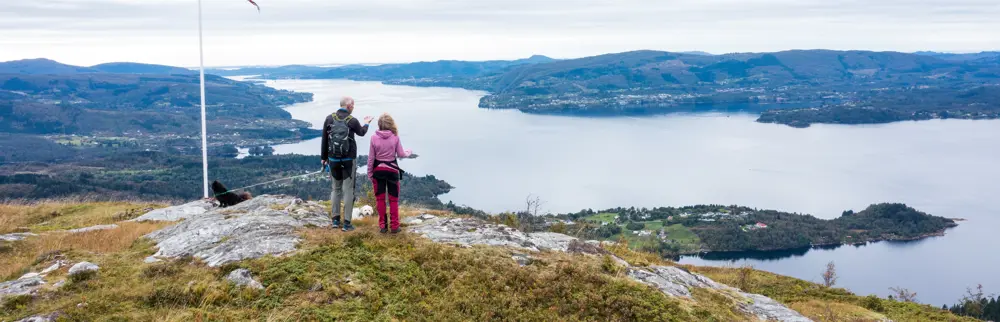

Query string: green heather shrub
861 294 886 312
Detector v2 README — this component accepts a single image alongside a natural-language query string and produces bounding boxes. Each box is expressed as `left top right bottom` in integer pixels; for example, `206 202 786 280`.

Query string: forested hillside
0 152 452 207
209 49 1000 126
560 203 957 255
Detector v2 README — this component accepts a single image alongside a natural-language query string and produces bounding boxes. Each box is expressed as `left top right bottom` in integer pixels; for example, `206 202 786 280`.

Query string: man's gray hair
340 96 354 108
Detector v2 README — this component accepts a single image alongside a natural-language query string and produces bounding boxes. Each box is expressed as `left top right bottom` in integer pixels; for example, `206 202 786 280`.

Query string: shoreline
682 225 958 258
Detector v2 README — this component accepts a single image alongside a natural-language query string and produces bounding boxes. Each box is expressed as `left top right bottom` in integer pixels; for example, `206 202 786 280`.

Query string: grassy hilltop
0 201 974 321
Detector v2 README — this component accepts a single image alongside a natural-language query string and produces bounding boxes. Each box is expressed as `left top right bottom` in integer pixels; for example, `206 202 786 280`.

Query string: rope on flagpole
198 0 209 198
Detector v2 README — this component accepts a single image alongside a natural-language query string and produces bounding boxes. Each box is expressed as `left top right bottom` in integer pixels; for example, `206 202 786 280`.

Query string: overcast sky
2 0 999 67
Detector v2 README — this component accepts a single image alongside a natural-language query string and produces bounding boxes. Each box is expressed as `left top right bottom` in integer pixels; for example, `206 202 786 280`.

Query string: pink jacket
368 130 411 176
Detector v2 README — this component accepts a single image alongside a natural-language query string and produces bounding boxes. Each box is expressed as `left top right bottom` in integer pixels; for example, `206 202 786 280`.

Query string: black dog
211 180 252 207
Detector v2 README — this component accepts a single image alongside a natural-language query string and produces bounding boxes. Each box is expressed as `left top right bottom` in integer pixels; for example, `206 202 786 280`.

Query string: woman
367 113 412 233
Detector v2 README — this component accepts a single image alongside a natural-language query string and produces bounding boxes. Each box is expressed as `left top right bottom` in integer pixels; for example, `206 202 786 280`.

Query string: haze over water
255 79 999 306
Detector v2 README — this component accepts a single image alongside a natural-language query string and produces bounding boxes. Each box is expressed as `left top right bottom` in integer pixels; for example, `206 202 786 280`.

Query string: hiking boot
379 227 388 234
390 228 401 234
342 221 355 232
331 216 341 228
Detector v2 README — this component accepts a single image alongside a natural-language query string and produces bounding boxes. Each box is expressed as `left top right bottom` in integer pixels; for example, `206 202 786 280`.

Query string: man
321 96 372 231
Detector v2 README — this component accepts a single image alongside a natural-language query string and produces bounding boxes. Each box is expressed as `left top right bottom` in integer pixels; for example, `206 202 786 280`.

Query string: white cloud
1 0 998 66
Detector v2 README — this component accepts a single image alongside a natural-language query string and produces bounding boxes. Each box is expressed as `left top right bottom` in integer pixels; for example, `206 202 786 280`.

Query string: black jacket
321 109 369 161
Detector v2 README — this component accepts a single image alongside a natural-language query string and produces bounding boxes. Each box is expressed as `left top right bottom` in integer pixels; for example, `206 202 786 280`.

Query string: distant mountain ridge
5 50 999 128
913 51 1000 61
208 55 558 83
0 58 195 75
0 58 99 74
91 62 195 75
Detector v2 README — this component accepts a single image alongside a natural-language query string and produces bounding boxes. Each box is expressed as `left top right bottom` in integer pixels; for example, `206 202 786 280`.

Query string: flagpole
198 0 209 198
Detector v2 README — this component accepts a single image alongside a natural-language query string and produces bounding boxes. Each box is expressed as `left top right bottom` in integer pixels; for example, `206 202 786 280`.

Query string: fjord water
259 79 998 306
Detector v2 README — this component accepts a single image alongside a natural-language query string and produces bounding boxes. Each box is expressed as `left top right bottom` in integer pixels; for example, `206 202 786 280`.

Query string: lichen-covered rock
628 266 812 321
511 253 532 266
68 262 99 276
15 311 62 322
19 273 41 280
409 217 812 322
226 269 264 290
0 276 45 301
131 199 215 222
40 261 64 275
0 232 37 242
627 266 726 297
144 195 330 267
408 217 576 252
65 224 118 233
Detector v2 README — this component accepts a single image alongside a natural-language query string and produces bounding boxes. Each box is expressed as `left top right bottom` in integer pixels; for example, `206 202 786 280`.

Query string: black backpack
327 114 353 160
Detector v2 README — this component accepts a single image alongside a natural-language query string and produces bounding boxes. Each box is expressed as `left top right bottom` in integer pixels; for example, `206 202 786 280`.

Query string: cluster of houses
667 211 751 223
741 222 769 232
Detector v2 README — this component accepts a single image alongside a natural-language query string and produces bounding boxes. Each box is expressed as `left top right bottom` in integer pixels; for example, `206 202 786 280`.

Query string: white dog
352 205 375 219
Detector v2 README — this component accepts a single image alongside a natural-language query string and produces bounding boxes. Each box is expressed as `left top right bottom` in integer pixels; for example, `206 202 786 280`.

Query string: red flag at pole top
247 0 260 12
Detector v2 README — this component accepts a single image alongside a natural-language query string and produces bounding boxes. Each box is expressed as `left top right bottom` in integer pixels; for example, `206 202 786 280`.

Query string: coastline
683 224 959 258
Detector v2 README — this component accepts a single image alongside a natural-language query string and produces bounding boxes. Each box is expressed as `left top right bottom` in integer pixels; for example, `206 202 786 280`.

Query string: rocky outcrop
408 217 577 252
40 261 64 275
143 195 330 267
0 232 37 242
226 269 264 290
402 214 437 225
627 266 811 321
0 276 45 302
407 216 812 322
14 311 62 322
68 262 99 277
131 199 215 222
65 224 118 234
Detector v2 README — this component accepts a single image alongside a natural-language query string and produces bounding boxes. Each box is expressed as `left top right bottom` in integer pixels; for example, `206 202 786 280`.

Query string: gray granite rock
68 261 99 276
15 311 62 322
0 232 37 242
628 266 812 322
409 217 812 322
0 276 45 302
226 269 264 290
18 273 41 280
131 199 215 222
408 217 576 252
65 224 118 233
39 261 64 275
511 253 532 266
143 195 330 267
402 217 424 225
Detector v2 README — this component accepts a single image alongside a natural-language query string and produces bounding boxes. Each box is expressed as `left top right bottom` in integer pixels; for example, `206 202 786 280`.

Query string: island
553 203 958 256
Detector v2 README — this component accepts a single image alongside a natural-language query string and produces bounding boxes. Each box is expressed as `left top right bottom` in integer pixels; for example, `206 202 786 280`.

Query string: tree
889 287 918 303
958 284 987 318
625 221 645 231
525 193 545 216
822 261 838 287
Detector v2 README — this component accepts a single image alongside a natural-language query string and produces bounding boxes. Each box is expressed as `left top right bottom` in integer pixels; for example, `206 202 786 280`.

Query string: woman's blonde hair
378 113 398 135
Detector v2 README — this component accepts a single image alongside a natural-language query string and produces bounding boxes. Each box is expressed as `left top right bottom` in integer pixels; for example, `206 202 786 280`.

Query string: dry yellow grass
789 300 887 322
0 221 170 278
0 201 164 234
